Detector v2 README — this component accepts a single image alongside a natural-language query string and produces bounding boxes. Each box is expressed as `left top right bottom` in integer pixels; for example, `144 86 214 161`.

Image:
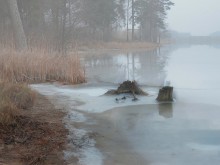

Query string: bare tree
7 0 27 50
131 0 135 41
126 0 130 41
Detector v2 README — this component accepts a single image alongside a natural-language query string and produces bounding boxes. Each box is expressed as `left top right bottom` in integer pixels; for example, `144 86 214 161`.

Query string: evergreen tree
134 0 174 42
81 0 125 41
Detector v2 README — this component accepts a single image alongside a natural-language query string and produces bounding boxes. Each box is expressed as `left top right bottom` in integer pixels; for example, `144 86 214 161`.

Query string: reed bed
0 49 85 84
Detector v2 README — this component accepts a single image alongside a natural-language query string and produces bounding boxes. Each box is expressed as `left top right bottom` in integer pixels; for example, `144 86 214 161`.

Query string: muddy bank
0 94 69 165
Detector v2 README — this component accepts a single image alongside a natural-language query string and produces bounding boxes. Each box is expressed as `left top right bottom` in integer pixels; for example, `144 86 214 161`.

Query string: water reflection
81 47 171 86
81 44 220 90
158 103 173 118
166 45 220 89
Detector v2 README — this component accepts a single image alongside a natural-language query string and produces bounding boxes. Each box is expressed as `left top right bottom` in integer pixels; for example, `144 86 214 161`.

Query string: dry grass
0 45 85 125
0 48 85 84
0 100 19 125
78 41 159 51
0 82 35 125
0 47 85 125
0 82 35 109
103 42 159 50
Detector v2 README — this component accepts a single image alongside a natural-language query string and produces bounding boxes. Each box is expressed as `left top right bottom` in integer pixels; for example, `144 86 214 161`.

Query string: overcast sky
167 0 220 36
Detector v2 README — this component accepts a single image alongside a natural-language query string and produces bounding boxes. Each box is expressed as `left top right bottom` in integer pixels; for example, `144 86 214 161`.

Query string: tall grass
0 82 35 125
0 82 35 109
0 100 19 125
0 48 85 84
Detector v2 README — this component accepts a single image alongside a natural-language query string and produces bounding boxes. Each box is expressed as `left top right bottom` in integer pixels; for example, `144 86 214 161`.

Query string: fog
2 0 220 165
32 45 220 165
168 0 220 36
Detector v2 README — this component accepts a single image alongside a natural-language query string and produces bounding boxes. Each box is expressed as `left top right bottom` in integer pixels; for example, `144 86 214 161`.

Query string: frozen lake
32 44 220 165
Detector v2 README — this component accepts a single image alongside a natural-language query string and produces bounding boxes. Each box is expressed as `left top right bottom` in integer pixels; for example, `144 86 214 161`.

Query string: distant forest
0 0 174 50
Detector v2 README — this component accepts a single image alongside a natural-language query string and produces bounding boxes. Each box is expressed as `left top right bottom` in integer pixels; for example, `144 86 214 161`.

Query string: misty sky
167 0 220 36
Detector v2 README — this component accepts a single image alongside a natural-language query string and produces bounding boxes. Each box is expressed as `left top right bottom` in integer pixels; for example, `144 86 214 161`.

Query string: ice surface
31 84 158 113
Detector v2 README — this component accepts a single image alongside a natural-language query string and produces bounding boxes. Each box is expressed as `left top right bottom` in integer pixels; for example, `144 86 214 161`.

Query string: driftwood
156 86 173 102
105 81 148 96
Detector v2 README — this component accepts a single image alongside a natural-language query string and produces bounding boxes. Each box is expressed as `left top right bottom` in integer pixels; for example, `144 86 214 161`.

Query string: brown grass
103 42 159 50
0 82 35 125
78 41 159 51
0 100 19 125
0 82 35 109
0 48 85 84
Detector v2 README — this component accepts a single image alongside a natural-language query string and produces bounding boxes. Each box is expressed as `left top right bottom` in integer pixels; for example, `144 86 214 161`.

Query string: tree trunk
156 86 173 102
7 0 27 50
131 0 134 41
61 0 67 55
126 0 130 42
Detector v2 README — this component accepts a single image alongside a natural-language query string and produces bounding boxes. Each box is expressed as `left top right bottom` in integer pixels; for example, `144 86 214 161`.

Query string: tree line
0 0 174 51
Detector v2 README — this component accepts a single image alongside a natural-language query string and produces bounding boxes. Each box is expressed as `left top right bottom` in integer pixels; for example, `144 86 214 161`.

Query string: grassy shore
0 47 85 164
0 89 68 164
0 82 35 125
0 41 158 164
0 49 85 84
77 41 159 52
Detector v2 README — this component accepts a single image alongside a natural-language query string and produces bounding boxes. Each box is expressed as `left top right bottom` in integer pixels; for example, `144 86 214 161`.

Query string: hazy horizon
167 0 220 36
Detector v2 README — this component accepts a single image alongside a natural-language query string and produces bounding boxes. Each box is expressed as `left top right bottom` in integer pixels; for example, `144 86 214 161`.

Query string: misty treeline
0 0 173 51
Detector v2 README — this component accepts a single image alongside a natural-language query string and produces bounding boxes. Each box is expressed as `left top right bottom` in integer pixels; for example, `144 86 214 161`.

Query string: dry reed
0 82 36 109
0 100 19 125
0 48 85 84
0 82 35 125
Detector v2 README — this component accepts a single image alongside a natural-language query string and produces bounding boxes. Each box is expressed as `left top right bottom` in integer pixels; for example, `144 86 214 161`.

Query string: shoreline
75 41 162 54
29 83 158 165
0 93 70 165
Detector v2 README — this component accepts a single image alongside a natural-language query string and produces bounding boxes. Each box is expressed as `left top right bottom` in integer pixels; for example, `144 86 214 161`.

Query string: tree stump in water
156 86 173 102
105 80 148 96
